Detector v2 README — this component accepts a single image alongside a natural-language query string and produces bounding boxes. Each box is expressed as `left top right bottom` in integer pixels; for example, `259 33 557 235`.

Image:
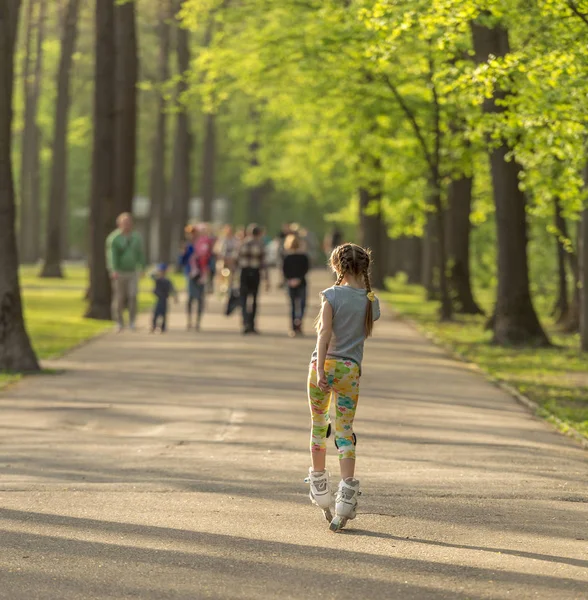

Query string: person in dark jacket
282 233 310 337
237 224 270 334
150 263 178 333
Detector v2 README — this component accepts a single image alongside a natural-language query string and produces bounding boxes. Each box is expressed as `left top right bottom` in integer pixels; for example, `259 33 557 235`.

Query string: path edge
385 307 588 451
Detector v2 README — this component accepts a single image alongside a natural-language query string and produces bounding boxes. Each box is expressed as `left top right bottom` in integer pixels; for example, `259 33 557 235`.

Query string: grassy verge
382 277 588 441
1 264 185 390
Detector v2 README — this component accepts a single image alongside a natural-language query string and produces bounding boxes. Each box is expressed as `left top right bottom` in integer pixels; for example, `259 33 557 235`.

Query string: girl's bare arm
316 298 333 390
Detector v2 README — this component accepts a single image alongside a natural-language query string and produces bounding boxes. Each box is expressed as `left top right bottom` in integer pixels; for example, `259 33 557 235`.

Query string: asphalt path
0 272 586 599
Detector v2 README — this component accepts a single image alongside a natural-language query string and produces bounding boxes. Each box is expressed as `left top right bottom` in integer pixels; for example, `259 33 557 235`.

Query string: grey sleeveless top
311 285 380 367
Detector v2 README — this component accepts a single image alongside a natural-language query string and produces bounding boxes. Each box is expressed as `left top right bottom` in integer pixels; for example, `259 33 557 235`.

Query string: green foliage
11 0 588 332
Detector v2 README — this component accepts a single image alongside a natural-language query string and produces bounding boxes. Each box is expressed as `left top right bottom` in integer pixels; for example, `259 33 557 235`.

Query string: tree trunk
39 0 81 279
151 1 172 263
471 20 549 346
448 174 483 314
113 0 138 216
422 209 439 299
18 0 36 263
201 112 216 223
561 218 580 333
170 0 192 257
581 211 588 350
431 184 452 320
378 212 390 282
28 0 46 262
552 197 569 324
0 0 40 371
248 135 267 223
403 236 422 284
388 237 403 277
200 18 215 224
85 0 116 320
580 151 588 351
359 186 385 289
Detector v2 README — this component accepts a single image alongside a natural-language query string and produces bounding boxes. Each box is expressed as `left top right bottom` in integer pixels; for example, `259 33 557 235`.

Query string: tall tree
559 217 580 333
19 0 47 264
248 132 262 223
0 0 40 371
581 151 588 351
85 0 116 319
29 0 46 261
382 51 453 320
471 19 549 346
18 0 34 262
200 18 215 223
359 185 385 289
170 0 192 256
201 112 216 223
150 0 172 263
447 174 483 314
552 197 569 324
113 0 138 216
421 211 439 298
39 0 82 278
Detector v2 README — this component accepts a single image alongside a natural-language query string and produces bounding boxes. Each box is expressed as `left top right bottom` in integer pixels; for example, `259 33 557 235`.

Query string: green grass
0 265 186 390
383 277 588 441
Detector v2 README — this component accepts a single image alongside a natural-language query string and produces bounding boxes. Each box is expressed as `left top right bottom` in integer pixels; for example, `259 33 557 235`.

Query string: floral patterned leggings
308 359 360 460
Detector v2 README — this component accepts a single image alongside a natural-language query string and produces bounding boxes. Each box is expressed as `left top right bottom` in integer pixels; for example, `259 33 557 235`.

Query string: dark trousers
288 284 307 329
240 267 261 331
152 299 168 331
187 278 205 325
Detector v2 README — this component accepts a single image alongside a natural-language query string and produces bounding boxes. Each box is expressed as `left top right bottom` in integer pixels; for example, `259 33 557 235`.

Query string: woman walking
179 224 212 331
282 233 310 337
306 243 380 531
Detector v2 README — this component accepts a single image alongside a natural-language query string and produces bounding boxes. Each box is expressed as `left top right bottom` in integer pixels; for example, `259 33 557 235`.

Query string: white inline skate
329 478 361 532
305 469 333 523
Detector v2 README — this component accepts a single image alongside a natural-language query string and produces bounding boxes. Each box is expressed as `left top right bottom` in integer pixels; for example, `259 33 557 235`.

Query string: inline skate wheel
323 508 333 523
329 516 347 532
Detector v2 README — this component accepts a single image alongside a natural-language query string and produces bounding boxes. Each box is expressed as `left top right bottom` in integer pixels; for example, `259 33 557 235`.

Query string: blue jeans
288 284 307 329
152 299 168 331
187 277 205 324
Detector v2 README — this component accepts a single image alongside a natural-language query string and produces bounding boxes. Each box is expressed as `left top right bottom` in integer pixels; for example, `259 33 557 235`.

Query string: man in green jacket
106 212 146 331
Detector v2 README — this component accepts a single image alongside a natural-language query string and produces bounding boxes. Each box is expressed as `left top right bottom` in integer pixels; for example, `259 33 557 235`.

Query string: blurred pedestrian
179 224 212 331
150 263 178 333
238 224 270 334
106 212 146 332
217 224 240 292
282 233 310 337
203 223 218 294
277 223 291 289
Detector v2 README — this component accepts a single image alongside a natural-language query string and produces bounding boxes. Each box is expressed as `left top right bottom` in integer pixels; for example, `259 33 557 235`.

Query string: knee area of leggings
334 432 357 449
312 422 330 436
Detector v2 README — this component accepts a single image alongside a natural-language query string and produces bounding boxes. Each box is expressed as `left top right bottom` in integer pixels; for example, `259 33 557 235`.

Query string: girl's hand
318 370 330 392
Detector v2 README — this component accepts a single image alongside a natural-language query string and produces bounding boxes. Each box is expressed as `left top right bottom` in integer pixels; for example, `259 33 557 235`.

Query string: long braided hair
328 243 375 337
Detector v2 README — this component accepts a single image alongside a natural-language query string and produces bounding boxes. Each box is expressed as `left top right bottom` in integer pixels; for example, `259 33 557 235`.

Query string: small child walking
306 243 380 531
151 263 178 333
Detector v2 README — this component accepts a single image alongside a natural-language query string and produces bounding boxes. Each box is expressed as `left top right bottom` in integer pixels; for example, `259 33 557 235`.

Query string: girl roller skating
306 243 380 532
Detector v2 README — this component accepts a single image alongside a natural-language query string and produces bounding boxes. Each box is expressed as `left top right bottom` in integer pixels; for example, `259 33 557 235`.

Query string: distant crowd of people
105 213 340 337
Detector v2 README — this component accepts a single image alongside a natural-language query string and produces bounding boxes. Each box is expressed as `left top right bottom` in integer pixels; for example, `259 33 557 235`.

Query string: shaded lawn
0 265 187 390
383 278 588 440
